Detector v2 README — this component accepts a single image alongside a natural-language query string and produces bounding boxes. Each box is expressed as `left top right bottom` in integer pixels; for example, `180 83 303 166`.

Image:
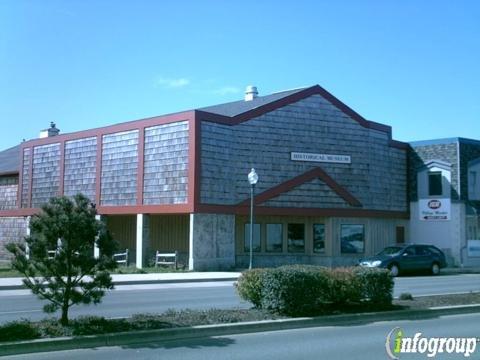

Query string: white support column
25 216 31 260
188 213 195 271
94 215 101 259
136 214 144 269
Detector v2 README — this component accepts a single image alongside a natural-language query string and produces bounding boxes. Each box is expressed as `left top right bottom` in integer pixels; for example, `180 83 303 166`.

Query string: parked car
359 244 447 276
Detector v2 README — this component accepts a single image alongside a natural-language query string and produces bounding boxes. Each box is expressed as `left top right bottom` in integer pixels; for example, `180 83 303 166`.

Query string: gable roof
238 167 362 207
0 145 20 175
418 159 452 171
199 87 308 117
0 84 408 176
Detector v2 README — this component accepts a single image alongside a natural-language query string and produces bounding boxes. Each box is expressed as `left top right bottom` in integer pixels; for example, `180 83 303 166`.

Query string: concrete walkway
0 272 242 290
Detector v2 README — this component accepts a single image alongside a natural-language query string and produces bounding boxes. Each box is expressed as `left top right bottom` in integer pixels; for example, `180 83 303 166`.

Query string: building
0 83 460 270
409 138 480 266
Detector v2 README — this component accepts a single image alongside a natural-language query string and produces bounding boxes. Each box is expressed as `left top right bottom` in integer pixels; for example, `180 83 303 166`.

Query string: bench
113 249 129 266
155 251 178 269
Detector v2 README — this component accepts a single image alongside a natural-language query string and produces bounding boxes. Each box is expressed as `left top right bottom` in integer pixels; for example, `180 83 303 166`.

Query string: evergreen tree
7 194 117 325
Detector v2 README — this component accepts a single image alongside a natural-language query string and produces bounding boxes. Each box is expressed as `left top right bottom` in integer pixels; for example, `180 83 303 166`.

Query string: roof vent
244 85 258 101
39 122 60 138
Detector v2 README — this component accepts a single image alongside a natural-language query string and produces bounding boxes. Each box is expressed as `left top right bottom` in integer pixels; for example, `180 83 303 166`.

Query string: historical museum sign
291 152 351 164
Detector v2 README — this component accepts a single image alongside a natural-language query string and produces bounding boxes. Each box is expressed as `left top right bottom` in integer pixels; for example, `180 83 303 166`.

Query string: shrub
260 265 328 316
236 268 267 308
0 320 40 342
37 318 71 338
71 316 131 335
323 268 363 305
354 267 394 306
399 292 414 301
129 314 173 330
238 265 394 316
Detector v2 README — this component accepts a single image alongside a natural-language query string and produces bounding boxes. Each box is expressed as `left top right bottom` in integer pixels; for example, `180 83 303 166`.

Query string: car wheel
431 262 440 275
389 264 400 277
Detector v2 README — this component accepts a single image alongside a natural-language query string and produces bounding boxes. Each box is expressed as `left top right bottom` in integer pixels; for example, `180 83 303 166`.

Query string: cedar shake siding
101 130 139 206
143 121 189 205
31 143 61 208
21 148 31 208
199 94 407 212
0 176 18 210
11 117 192 212
64 137 97 200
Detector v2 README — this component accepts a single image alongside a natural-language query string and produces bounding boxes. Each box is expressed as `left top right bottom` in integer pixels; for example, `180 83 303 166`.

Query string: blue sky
0 0 479 149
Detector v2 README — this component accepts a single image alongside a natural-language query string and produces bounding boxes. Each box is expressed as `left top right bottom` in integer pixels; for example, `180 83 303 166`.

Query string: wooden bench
155 251 178 269
113 249 129 266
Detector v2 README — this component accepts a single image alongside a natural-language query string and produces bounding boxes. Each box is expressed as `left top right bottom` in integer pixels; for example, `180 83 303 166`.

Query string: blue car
359 244 447 276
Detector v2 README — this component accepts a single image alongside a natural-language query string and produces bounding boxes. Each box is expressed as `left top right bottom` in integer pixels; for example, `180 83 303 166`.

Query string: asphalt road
7 312 480 359
0 274 479 324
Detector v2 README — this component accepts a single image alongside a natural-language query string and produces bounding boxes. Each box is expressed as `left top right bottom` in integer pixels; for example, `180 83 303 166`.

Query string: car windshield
377 246 403 256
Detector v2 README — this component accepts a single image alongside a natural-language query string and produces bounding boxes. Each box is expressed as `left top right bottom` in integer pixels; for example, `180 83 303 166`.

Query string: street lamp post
248 168 258 270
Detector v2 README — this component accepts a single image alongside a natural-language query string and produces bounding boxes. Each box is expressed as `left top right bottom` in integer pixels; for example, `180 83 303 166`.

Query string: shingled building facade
0 85 410 269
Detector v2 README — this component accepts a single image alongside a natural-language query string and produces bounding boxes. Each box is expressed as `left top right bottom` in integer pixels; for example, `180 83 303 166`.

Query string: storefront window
313 224 325 253
266 224 283 252
287 223 305 252
466 212 480 257
341 224 364 254
244 223 261 252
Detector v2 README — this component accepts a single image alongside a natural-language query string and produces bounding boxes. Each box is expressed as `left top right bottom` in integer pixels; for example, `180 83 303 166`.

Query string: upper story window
416 160 451 200
469 169 480 201
471 171 477 188
428 172 443 196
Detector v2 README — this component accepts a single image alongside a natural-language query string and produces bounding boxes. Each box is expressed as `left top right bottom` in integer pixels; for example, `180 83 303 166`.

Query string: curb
1 305 480 356
0 277 239 291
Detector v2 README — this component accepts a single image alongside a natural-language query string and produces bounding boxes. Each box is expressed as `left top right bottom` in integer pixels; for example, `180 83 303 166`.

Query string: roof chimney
244 85 258 101
39 122 60 138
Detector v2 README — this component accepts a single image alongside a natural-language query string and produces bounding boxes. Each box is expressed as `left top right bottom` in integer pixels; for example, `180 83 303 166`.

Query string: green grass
0 268 22 278
111 265 189 274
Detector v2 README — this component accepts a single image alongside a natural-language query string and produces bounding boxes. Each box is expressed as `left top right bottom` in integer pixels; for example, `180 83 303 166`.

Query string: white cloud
213 86 241 95
155 77 191 89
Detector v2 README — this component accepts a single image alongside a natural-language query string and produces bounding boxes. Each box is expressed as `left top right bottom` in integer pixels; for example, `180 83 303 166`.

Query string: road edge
1 304 480 356
0 277 239 291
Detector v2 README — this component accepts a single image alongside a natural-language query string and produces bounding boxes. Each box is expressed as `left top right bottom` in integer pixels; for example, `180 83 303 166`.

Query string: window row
243 223 365 254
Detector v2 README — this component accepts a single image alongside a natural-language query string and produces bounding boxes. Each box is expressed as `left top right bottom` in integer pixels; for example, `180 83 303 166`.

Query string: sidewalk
441 267 480 275
0 272 242 291
1 266 479 291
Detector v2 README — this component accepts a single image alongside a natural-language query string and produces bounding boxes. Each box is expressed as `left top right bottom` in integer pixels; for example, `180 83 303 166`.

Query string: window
287 223 305 252
427 246 443 257
396 226 405 244
469 171 478 200
313 224 325 253
341 224 364 254
415 246 430 256
266 224 283 252
428 172 442 196
471 171 477 188
244 223 261 252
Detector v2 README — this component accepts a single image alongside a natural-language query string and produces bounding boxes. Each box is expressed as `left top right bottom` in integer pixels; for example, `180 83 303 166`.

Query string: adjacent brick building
0 85 476 269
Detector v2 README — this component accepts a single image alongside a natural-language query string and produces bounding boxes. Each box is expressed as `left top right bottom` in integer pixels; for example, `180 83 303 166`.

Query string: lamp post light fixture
247 168 259 270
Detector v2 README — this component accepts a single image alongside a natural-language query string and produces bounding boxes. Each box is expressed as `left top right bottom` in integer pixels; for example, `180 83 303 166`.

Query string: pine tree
7 194 117 326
